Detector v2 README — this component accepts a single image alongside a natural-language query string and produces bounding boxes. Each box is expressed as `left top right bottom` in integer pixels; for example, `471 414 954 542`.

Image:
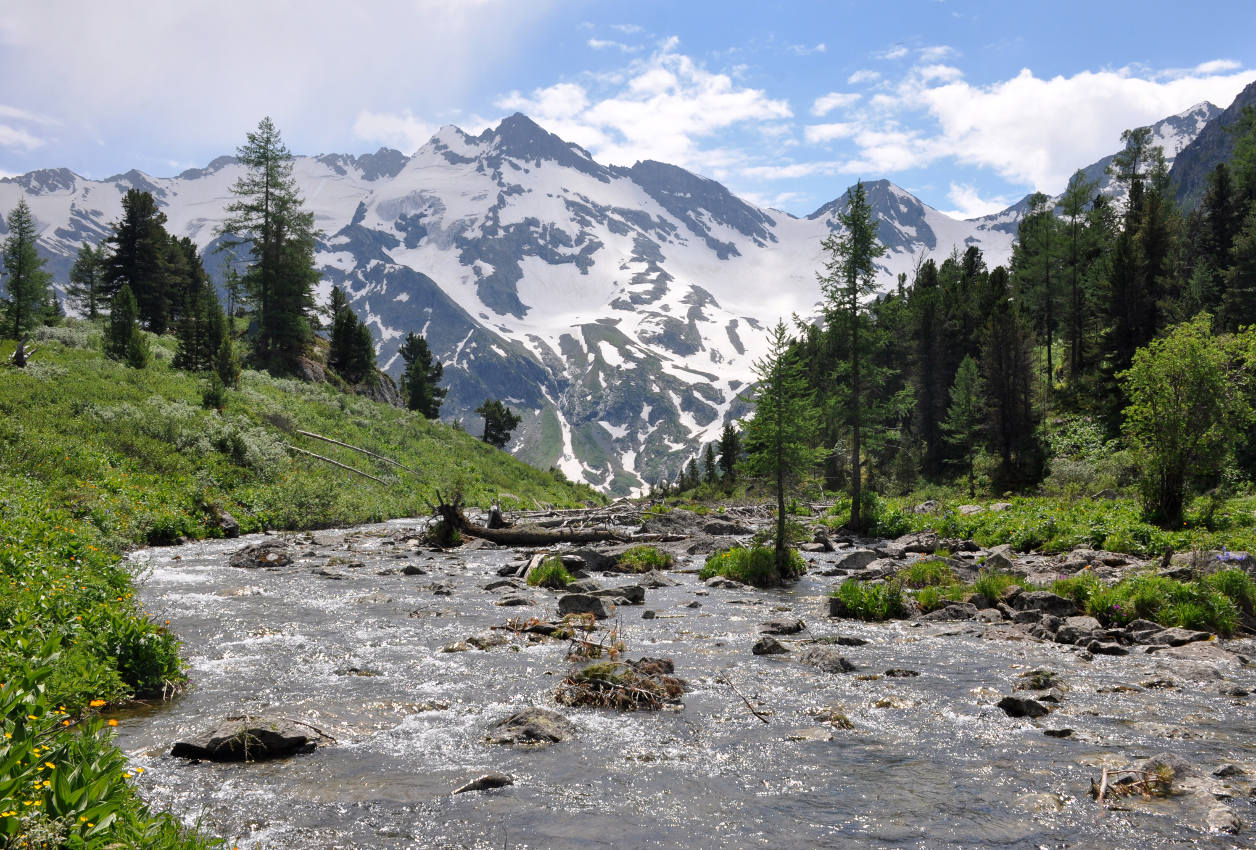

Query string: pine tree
107 284 148 368
683 457 701 491
1057 170 1101 384
103 190 172 333
1013 192 1064 391
1 198 51 340
818 181 887 532
173 240 227 374
476 399 522 449
942 355 984 497
718 423 741 483
398 331 446 418
742 320 825 569
66 241 106 319
980 268 1042 489
703 443 718 483
219 117 319 375
908 259 949 477
326 287 376 384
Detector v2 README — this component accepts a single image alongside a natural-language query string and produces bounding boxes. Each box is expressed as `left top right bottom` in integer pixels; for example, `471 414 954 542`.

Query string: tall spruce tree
476 399 522 449
718 423 741 483
819 181 886 532
103 190 172 333
220 117 319 375
398 331 446 418
1013 192 1064 392
106 284 148 368
66 241 106 319
980 267 1042 489
908 259 949 477
1057 171 1101 384
703 443 718 483
326 286 376 384
742 320 825 569
0 198 51 340
173 239 227 374
942 355 984 497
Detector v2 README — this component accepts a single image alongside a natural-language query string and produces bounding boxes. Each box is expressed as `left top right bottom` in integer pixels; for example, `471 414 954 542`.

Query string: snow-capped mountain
0 106 1217 494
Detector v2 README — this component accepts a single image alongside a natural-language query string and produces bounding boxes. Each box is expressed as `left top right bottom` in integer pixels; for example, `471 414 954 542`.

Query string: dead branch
295 429 421 476
719 672 771 724
286 445 386 483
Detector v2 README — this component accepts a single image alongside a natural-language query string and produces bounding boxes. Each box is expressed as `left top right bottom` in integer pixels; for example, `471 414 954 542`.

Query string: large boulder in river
228 540 292 569
171 715 327 762
557 593 611 619
484 708 579 746
798 646 856 674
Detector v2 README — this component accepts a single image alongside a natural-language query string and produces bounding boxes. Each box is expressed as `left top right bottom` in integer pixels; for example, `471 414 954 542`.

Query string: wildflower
89 699 106 708
107 719 118 727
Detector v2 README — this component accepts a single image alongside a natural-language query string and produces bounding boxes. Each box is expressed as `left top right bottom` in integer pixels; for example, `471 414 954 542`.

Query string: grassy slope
0 321 597 847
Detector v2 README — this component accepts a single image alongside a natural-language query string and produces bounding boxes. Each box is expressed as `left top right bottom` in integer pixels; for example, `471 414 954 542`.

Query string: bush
899 558 955 588
973 569 1030 602
615 545 674 572
527 557 574 589
699 546 805 587
831 579 908 621
1205 568 1256 613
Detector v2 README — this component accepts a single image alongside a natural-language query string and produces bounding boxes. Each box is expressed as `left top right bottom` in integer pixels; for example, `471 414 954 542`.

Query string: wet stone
798 646 855 674
996 696 1049 718
557 594 610 619
758 619 805 635
171 715 327 762
752 636 789 656
453 772 514 794
484 708 579 746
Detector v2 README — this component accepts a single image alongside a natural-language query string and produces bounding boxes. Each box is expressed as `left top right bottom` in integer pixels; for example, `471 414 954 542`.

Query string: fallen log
433 493 625 545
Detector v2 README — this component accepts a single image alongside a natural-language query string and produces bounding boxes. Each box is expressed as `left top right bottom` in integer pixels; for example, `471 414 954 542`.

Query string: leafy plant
898 558 955 588
527 557 574 589
830 579 908 621
699 545 806 587
614 546 674 572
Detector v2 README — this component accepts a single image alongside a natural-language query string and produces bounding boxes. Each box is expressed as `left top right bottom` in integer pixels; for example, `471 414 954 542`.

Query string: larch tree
741 319 825 570
219 117 319 375
819 181 886 532
0 198 51 340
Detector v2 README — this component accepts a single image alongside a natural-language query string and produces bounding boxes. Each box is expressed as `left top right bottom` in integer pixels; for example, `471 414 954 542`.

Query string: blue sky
1 0 1253 217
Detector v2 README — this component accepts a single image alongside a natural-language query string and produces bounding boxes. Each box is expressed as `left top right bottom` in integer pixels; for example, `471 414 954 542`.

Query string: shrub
699 545 805 587
973 569 1030 602
914 585 947 613
615 545 674 572
527 557 574 589
899 558 955 588
1050 572 1103 608
831 579 908 621
1205 568 1256 613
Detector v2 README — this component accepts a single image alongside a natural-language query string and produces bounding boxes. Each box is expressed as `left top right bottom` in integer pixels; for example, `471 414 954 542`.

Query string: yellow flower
107 719 118 727
89 699 106 708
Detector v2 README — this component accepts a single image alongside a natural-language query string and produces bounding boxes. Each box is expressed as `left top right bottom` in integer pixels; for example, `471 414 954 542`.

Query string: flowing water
117 520 1256 849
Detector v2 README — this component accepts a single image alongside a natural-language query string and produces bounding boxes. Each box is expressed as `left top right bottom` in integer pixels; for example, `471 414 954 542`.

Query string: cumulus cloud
877 45 909 60
588 38 640 53
352 110 438 154
848 69 881 85
811 92 861 117
940 182 1016 219
494 40 792 173
804 122 857 144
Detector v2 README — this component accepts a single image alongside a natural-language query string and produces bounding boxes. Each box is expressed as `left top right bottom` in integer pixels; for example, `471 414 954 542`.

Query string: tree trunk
433 496 623 546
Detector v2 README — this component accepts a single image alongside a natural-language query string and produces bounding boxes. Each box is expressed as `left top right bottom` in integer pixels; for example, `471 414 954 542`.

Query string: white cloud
877 45 909 60
588 38 640 53
1192 59 1241 75
733 189 805 209
0 124 46 151
848 69 881 85
811 92 861 116
918 45 956 62
493 40 792 173
804 122 857 144
939 182 1015 219
352 110 438 153
610 23 644 35
788 43 827 56
741 161 841 180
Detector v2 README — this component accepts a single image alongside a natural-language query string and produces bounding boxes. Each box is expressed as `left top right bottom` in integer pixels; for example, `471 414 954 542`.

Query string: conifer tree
908 259 949 477
703 443 718 483
742 320 825 568
683 457 701 491
0 198 51 339
398 331 446 418
173 242 227 374
103 190 172 333
1057 170 1101 383
219 117 318 375
66 241 106 319
980 268 1042 489
476 399 522 449
106 284 148 368
942 355 984 497
718 423 741 483
819 181 887 532
326 287 376 384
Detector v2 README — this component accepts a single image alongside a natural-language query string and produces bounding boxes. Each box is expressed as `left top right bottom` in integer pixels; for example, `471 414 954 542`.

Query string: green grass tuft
614 545 674 572
699 545 806 587
527 557 574 589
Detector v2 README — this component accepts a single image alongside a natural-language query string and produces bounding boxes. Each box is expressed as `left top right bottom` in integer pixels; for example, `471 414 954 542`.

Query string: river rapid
115 519 1256 849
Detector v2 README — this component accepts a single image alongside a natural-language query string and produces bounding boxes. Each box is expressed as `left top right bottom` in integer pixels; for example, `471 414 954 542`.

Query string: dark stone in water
402 564 426 576
591 584 646 605
919 602 978 621
884 669 919 678
228 540 292 569
1018 591 1077 618
758 619 805 635
171 715 326 762
642 610 657 620
484 708 579 746
753 636 789 656
557 593 610 619
799 646 855 674
996 696 1049 718
453 772 514 794
1043 728 1073 738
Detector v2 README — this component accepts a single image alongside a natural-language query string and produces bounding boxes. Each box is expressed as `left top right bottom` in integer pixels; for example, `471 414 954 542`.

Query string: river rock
1205 805 1242 835
557 593 610 619
758 619 805 635
453 772 514 794
996 696 1049 718
211 507 240 539
982 551 1016 572
466 633 508 650
1018 591 1077 617
484 708 579 746
918 602 978 621
1145 626 1213 646
704 576 746 589
1131 752 1194 790
228 540 292 569
1085 639 1129 656
893 531 938 554
798 646 855 674
171 715 325 762
832 549 879 571
637 570 680 588
591 584 646 605
752 636 789 655
401 563 427 576
1055 615 1102 644
703 519 751 536
566 578 603 593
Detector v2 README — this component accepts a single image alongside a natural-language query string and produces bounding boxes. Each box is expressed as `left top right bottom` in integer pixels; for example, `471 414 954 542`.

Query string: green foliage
398 331 446 418
103 190 174 334
717 423 741 483
1050 569 1247 636
1205 567 1256 613
526 557 574 589
326 286 376 385
830 579 908 621
66 242 106 321
476 398 522 449
614 546 674 572
1 198 52 341
899 558 955 588
973 569 1031 602
699 545 805 587
1120 315 1256 527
